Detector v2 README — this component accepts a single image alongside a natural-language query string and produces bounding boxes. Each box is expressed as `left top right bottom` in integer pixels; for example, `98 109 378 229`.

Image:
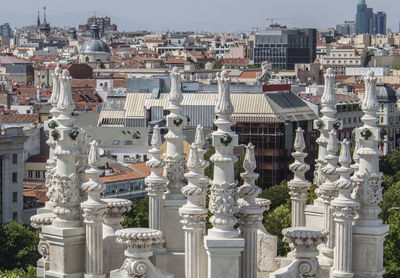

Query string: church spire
43 6 47 24
91 17 100 39
37 9 41 27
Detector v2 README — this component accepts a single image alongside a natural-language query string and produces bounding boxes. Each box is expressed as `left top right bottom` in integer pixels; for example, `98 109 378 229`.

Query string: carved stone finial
361 70 379 112
353 139 360 162
321 68 336 105
327 130 339 156
194 125 205 149
294 127 306 152
88 140 100 168
243 143 257 173
215 70 234 115
57 69 75 113
169 67 183 104
187 144 202 170
339 139 352 168
151 125 162 148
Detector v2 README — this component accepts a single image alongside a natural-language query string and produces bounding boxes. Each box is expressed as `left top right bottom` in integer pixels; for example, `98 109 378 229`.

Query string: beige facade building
321 46 364 74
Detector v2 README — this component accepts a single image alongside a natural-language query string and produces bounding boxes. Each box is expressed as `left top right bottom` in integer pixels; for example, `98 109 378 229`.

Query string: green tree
0 221 39 271
263 203 291 256
259 180 290 211
213 59 223 69
0 266 36 278
384 210 400 278
122 196 149 228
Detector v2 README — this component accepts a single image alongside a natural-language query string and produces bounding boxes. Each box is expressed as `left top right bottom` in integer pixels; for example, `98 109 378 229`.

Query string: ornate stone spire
57 69 75 114
361 70 378 112
331 139 358 278
76 129 89 201
238 143 263 278
81 140 107 278
164 67 187 200
313 68 339 207
194 124 205 149
81 140 105 201
288 127 311 227
321 68 336 106
146 125 167 232
352 70 388 277
180 144 209 278
205 69 244 278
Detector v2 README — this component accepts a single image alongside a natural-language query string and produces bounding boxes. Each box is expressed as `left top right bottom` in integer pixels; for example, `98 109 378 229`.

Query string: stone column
331 139 359 278
313 68 338 207
146 125 166 232
42 69 86 278
350 139 360 200
179 144 209 278
288 127 311 227
352 71 389 278
39 64 62 214
319 129 339 268
270 228 328 278
110 228 174 278
81 141 107 278
204 70 244 278
101 198 132 276
237 143 263 278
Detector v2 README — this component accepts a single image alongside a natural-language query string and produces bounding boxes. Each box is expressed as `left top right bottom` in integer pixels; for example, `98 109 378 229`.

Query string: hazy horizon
1 0 399 32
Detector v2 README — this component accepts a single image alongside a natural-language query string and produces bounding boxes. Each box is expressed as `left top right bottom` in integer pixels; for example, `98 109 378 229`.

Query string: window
112 140 120 145
13 212 17 220
12 192 17 202
35 171 41 179
12 172 17 183
12 154 17 164
125 140 132 145
43 171 46 179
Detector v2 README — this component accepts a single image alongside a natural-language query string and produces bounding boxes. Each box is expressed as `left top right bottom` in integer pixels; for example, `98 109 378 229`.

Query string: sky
1 0 399 32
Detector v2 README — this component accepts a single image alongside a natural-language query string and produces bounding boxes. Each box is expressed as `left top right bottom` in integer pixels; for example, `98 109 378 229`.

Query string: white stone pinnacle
57 69 75 114
361 70 379 112
288 127 310 227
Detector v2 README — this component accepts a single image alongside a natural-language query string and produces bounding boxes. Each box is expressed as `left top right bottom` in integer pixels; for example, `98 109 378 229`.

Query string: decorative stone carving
110 228 173 278
102 198 132 237
288 127 311 227
270 227 327 278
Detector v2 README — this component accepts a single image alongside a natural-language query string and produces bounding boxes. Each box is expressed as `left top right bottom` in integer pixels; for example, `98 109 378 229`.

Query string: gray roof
80 39 111 54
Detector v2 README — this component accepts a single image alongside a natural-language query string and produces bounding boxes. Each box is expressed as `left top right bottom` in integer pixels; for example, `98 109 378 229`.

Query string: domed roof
376 84 397 103
80 39 110 54
80 18 111 54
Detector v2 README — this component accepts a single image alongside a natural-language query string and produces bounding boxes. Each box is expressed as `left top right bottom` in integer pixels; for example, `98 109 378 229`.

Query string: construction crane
266 18 295 25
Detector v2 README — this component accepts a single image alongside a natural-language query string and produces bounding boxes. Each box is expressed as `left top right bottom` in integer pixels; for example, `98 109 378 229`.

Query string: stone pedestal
102 198 131 277
110 228 174 278
203 237 245 278
42 226 86 278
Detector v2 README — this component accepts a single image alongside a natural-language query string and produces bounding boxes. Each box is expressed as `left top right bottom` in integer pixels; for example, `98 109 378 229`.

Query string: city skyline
0 0 398 32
